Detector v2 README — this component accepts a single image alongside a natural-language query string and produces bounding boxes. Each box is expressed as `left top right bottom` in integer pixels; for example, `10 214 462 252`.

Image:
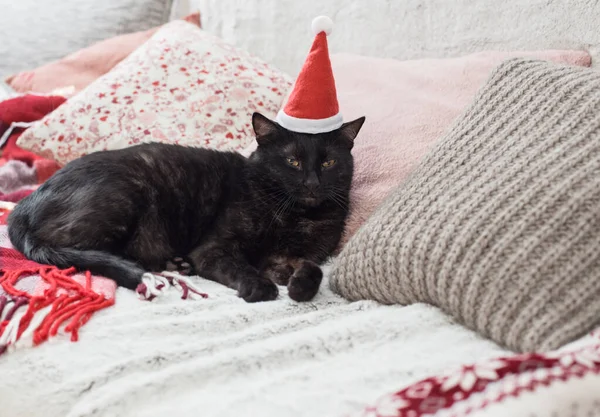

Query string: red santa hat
276 16 343 134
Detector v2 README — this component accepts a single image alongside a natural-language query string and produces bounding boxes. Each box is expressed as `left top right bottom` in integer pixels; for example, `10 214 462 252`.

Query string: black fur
8 113 365 302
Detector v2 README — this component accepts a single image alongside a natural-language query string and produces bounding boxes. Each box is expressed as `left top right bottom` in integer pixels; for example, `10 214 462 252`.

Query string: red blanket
0 94 206 356
0 217 116 355
0 94 63 183
0 95 117 356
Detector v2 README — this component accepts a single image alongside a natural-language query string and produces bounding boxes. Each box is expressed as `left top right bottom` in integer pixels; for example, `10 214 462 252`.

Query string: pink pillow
333 50 591 246
17 20 292 165
5 13 201 95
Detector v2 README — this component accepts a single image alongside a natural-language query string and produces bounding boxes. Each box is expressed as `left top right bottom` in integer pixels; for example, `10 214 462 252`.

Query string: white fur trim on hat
311 16 333 36
276 110 343 134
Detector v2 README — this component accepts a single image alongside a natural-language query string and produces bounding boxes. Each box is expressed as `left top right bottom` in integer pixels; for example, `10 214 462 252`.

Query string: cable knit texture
330 58 600 353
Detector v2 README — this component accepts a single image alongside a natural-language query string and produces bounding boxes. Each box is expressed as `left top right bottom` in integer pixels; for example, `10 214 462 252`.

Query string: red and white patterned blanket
351 333 600 416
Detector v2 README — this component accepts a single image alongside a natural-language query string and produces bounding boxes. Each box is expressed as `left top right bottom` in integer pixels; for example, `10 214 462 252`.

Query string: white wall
174 0 600 75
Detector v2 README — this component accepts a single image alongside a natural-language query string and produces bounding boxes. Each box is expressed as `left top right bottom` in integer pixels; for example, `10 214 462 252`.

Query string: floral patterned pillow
17 20 292 165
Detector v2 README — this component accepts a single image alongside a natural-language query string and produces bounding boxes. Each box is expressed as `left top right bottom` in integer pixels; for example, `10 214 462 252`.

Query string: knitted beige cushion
330 58 600 352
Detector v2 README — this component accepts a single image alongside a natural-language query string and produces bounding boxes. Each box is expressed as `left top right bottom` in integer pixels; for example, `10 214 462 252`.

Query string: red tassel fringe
0 265 114 349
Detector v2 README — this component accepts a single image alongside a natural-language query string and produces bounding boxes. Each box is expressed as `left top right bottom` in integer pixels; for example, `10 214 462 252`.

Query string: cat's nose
304 174 320 194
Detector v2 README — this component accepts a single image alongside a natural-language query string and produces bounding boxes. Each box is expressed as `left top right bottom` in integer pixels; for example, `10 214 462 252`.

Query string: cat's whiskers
254 192 287 206
247 188 288 206
326 188 350 210
274 195 294 220
266 194 294 233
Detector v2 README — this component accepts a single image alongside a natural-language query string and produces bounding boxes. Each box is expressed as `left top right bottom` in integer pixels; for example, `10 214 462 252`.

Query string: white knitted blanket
0 266 509 417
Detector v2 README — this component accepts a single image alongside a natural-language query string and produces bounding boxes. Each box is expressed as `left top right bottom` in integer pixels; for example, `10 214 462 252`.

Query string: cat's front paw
165 256 194 275
288 261 323 302
238 277 279 303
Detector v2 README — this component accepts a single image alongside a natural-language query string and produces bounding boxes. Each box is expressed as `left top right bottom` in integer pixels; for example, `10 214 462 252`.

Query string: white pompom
311 16 333 36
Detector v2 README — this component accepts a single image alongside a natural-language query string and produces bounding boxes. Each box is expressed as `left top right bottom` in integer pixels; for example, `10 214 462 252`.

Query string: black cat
7 113 365 302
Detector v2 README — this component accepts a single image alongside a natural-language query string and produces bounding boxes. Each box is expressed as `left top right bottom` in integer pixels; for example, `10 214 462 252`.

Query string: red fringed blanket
0 95 115 355
0 95 117 356
0 193 117 356
0 94 206 356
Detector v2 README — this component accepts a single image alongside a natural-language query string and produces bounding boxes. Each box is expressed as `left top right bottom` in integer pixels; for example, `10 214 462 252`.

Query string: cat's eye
286 157 301 168
322 159 336 168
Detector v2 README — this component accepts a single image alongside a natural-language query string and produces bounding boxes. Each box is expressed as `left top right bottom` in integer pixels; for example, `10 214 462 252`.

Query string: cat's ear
252 112 279 145
337 116 366 148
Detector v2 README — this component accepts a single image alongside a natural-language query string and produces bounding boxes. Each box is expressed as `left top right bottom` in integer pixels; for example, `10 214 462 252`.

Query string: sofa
1 2 600 417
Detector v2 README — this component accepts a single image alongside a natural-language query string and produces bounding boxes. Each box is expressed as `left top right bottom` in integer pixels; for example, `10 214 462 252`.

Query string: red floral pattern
17 21 292 166
352 330 600 417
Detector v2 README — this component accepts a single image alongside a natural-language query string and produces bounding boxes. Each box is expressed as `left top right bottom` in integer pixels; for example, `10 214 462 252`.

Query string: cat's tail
8 219 143 290
25 245 144 290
